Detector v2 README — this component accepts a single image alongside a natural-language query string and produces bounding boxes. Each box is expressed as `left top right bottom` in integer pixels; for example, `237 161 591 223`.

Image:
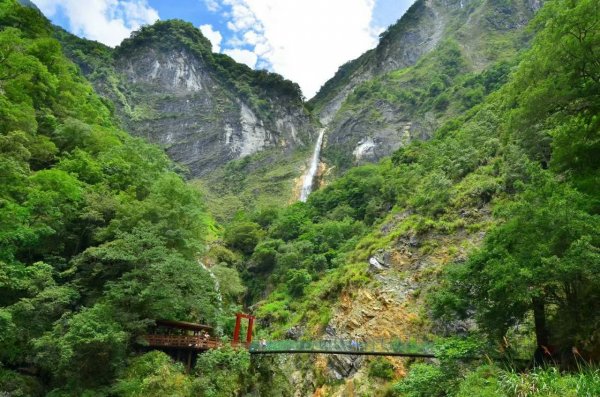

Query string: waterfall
199 260 222 305
198 260 223 334
299 128 326 202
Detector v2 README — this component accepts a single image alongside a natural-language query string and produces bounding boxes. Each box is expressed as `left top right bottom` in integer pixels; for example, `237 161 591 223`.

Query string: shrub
391 363 447 397
224 221 262 254
368 357 395 380
113 351 192 397
286 269 312 297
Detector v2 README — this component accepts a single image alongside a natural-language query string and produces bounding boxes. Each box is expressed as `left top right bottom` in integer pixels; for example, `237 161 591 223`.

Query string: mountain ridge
56 19 316 178
1 0 598 395
313 0 542 172
49 0 542 195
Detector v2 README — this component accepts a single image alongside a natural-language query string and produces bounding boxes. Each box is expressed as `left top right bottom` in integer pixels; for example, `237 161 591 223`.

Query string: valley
0 0 598 396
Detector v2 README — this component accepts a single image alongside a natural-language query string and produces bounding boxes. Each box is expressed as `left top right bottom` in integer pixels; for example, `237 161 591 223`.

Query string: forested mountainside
1 0 599 396
55 20 319 220
0 1 251 395
218 0 599 394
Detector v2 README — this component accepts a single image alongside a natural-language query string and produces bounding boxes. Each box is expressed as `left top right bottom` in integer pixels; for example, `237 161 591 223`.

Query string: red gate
233 312 255 345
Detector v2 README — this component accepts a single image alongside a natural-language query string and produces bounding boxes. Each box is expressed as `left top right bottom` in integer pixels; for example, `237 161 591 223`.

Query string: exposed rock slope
58 21 315 177
311 0 542 169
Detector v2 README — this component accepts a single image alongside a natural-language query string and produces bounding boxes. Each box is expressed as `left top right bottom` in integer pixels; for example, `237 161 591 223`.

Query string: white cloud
225 2 257 31
223 48 258 68
204 0 220 12
199 24 223 52
32 0 159 47
213 0 380 98
242 30 259 46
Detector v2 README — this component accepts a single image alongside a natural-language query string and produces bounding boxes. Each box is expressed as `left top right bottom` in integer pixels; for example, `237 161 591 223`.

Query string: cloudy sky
32 0 415 98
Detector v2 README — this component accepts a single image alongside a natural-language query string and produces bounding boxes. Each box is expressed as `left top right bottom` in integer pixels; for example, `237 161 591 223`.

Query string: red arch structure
233 312 255 345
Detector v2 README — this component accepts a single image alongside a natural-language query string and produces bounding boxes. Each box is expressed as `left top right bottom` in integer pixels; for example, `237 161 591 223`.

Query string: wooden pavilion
140 319 219 370
139 314 255 370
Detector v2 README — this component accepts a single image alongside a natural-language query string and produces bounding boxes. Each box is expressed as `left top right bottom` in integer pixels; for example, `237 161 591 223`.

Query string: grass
497 367 600 397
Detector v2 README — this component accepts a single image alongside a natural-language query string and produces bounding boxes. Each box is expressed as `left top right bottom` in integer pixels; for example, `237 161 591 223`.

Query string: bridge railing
141 335 436 356
141 334 221 350
248 338 435 355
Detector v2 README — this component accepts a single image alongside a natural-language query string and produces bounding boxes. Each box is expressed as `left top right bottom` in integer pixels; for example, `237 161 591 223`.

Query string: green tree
34 304 128 390
286 268 312 297
224 221 262 254
250 239 281 271
192 346 251 397
506 0 600 189
433 172 600 357
113 351 192 397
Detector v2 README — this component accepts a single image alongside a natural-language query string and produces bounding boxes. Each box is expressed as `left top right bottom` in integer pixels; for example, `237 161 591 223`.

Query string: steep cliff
48 0 546 203
57 20 315 178
3 0 596 395
311 0 542 170
53 1 542 199
310 0 443 125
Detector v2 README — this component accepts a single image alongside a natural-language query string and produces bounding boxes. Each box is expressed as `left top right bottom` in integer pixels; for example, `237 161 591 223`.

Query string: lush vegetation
1 0 598 396
216 0 599 394
0 2 250 395
195 147 312 224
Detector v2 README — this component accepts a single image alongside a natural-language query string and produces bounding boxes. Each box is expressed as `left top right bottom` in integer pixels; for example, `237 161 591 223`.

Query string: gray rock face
61 21 315 178
113 45 313 177
368 250 392 272
327 354 364 380
313 0 539 170
285 325 304 340
527 0 545 12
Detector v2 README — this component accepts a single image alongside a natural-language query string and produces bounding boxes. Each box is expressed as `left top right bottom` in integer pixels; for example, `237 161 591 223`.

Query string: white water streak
199 261 222 302
199 260 224 334
299 128 326 202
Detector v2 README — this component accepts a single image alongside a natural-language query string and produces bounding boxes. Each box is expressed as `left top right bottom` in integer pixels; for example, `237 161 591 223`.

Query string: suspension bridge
139 314 436 370
247 338 435 358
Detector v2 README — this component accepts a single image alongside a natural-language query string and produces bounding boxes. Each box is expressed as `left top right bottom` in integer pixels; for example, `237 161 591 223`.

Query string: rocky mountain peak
311 0 541 171
58 19 314 177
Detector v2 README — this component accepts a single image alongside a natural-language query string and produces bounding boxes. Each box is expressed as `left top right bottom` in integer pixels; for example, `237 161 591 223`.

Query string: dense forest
0 1 255 395
1 0 599 396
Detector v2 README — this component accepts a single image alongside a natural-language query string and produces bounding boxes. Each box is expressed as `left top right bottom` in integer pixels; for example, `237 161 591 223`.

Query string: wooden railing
142 334 221 350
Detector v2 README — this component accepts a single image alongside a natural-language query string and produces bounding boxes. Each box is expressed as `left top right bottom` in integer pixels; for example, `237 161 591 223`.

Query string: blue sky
32 0 415 98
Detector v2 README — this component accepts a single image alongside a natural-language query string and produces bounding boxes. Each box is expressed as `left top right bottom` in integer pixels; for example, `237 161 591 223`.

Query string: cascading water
198 260 223 334
199 260 222 304
299 128 326 202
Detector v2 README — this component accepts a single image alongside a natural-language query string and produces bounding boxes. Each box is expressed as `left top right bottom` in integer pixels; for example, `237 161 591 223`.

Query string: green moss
129 103 158 121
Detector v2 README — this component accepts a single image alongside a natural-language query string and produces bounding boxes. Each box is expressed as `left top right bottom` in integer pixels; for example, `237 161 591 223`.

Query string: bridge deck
249 349 435 357
141 336 435 357
248 339 435 357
